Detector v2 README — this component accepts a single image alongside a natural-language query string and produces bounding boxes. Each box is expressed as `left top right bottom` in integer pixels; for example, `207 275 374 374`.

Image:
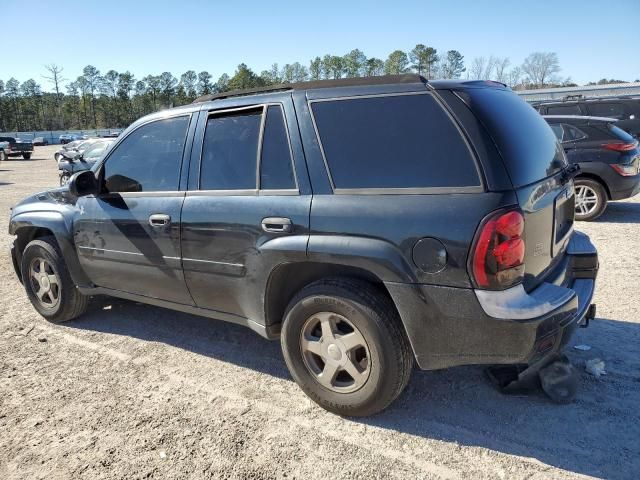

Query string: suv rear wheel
575 178 607 221
0 150 6 162
280 278 413 416
21 236 89 323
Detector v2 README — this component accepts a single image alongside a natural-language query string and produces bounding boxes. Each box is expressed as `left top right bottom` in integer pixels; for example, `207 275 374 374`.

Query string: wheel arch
264 261 398 332
10 213 92 286
575 172 611 200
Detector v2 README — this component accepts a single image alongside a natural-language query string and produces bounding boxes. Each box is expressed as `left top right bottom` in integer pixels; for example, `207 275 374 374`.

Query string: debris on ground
573 344 592 351
585 358 607 378
37 336 47 343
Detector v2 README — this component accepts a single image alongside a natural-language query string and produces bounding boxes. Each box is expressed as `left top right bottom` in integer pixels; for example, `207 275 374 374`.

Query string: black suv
9 76 598 416
544 115 640 220
536 97 640 138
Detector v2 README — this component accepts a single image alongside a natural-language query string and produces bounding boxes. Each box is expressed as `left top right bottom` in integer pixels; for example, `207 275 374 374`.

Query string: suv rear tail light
602 142 637 152
470 209 525 290
610 163 639 176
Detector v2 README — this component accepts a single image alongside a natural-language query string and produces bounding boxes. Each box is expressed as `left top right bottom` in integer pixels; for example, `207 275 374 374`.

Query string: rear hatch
458 86 574 291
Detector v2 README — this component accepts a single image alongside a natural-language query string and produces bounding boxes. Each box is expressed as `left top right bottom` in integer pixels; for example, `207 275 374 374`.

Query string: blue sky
3 0 639 90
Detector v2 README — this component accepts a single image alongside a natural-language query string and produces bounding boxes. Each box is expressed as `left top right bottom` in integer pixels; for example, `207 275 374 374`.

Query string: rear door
181 99 311 322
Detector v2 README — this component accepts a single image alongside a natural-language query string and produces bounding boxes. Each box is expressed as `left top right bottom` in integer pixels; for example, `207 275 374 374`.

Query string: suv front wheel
21 236 89 323
574 178 607 221
281 278 413 416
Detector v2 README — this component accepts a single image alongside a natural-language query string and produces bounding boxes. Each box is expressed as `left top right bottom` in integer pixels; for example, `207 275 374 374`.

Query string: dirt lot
0 145 639 479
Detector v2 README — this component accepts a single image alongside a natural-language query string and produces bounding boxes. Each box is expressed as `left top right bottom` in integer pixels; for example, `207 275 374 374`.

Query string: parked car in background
537 97 640 138
0 141 9 162
0 136 34 159
58 139 114 185
32 137 50 146
545 115 640 220
9 76 598 415
59 134 79 144
54 138 100 162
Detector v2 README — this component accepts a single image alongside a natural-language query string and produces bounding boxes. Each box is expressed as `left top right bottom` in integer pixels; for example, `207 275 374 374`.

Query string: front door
74 114 194 305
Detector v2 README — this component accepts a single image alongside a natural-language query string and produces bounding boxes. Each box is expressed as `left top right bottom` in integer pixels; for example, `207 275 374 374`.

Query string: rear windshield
463 88 567 187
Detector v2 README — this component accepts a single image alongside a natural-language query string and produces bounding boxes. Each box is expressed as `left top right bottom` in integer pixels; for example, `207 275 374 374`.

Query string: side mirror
68 170 98 197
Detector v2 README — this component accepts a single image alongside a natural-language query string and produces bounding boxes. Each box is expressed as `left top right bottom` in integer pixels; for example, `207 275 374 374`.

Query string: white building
516 82 640 102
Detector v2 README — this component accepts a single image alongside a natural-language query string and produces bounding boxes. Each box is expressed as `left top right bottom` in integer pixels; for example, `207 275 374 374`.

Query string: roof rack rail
193 74 427 104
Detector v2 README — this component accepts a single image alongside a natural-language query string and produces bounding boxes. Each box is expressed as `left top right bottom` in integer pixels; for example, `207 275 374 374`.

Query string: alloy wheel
575 185 599 216
300 311 371 393
29 257 61 309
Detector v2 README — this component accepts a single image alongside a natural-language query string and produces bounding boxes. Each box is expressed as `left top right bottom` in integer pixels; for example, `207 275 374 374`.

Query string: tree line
0 45 631 132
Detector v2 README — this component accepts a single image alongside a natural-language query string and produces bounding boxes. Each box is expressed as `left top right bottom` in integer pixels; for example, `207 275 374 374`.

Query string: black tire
0 150 6 162
23 153 32 160
574 178 607 221
21 236 89 323
281 278 413 416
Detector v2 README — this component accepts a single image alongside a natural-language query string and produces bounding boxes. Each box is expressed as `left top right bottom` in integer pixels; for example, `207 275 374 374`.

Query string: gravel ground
1 145 639 480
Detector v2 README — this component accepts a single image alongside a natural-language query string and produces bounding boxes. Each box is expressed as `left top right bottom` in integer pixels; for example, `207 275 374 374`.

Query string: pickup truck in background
0 136 34 159
0 141 9 161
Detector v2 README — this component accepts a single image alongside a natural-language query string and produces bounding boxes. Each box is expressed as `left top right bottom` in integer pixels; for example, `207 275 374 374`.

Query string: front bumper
386 231 598 370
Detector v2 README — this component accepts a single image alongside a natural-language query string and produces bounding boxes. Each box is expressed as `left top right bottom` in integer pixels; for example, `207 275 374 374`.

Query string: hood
11 186 77 215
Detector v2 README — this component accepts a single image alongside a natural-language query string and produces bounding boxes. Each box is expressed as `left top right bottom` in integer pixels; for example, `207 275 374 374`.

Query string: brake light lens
602 142 637 152
471 209 526 290
610 163 639 176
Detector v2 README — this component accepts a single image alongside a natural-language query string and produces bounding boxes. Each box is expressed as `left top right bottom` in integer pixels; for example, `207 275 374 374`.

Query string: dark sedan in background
545 115 640 220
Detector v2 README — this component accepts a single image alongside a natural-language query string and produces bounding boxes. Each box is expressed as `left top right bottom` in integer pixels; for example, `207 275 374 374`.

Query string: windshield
84 141 113 159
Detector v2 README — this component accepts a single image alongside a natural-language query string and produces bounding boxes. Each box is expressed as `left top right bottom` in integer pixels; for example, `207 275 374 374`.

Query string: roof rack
193 74 427 104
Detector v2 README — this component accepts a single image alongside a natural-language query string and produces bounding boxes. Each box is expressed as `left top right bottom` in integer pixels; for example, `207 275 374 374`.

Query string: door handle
149 214 171 227
261 217 292 233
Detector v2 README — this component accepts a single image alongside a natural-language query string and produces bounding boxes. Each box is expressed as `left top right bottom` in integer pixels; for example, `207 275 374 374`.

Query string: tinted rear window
546 104 582 115
462 88 566 187
587 102 625 119
311 94 480 190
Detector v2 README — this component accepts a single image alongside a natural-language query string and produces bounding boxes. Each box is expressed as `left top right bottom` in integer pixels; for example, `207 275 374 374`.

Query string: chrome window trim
198 102 300 194
185 188 300 197
308 91 484 194
98 191 186 198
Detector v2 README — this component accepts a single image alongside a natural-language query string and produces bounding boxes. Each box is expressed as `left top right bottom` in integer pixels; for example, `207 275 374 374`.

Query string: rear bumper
609 173 640 200
387 231 598 370
7 149 33 156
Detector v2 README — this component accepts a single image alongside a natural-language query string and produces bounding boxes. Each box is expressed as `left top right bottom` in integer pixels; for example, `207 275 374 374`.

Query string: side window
550 124 564 141
562 124 587 142
102 116 189 193
311 94 479 190
200 109 261 190
546 104 582 116
587 102 625 119
260 105 296 190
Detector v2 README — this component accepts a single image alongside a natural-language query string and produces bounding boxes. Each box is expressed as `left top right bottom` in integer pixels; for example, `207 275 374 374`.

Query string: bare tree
494 57 511 84
43 64 66 128
521 52 561 88
507 66 523 89
469 57 486 80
